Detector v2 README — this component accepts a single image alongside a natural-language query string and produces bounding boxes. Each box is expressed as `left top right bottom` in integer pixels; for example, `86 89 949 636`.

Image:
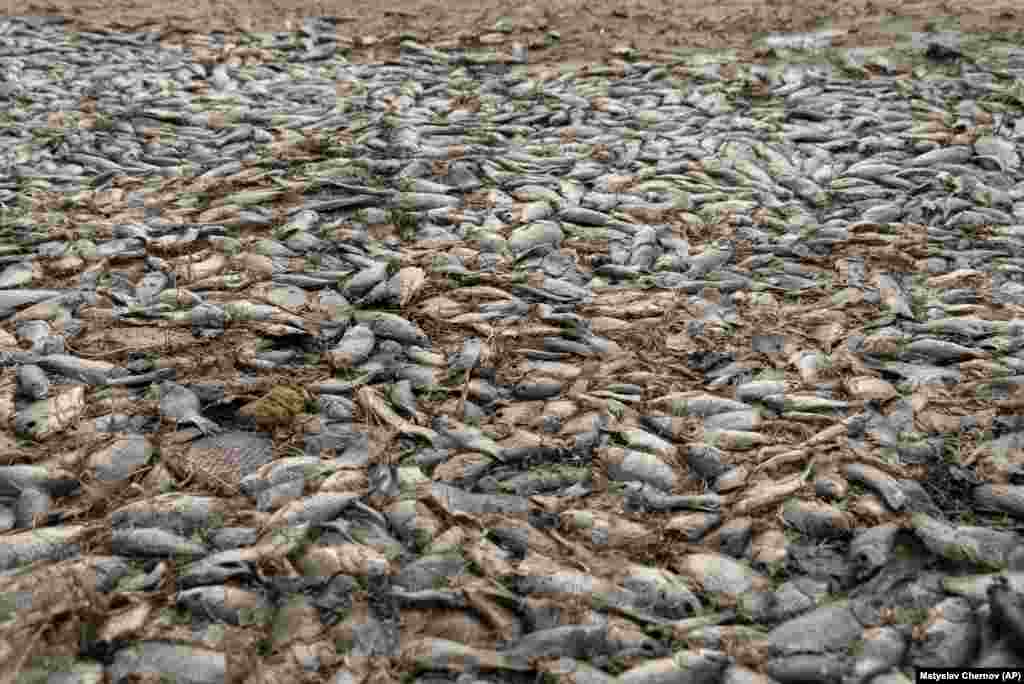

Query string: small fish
16 364 49 400
158 381 221 436
988 576 1024 657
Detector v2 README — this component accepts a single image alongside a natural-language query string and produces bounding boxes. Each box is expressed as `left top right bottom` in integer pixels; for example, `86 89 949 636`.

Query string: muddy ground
5 0 1024 66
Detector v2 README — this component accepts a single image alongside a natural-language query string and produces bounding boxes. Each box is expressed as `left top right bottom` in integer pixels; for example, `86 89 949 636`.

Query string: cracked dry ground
3 12 1024 684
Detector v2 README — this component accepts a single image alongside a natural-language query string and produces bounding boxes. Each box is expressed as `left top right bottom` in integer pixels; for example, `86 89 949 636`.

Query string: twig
2 624 46 684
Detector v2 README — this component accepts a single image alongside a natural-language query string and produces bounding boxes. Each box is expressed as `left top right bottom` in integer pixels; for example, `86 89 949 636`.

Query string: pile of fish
2 13 1024 684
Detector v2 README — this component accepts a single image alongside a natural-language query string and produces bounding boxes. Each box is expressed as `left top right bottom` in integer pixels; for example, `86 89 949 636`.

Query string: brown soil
5 0 1023 66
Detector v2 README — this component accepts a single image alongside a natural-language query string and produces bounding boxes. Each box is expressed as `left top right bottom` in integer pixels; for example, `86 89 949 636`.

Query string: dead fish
16 364 49 400
158 381 221 436
988 576 1024 657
